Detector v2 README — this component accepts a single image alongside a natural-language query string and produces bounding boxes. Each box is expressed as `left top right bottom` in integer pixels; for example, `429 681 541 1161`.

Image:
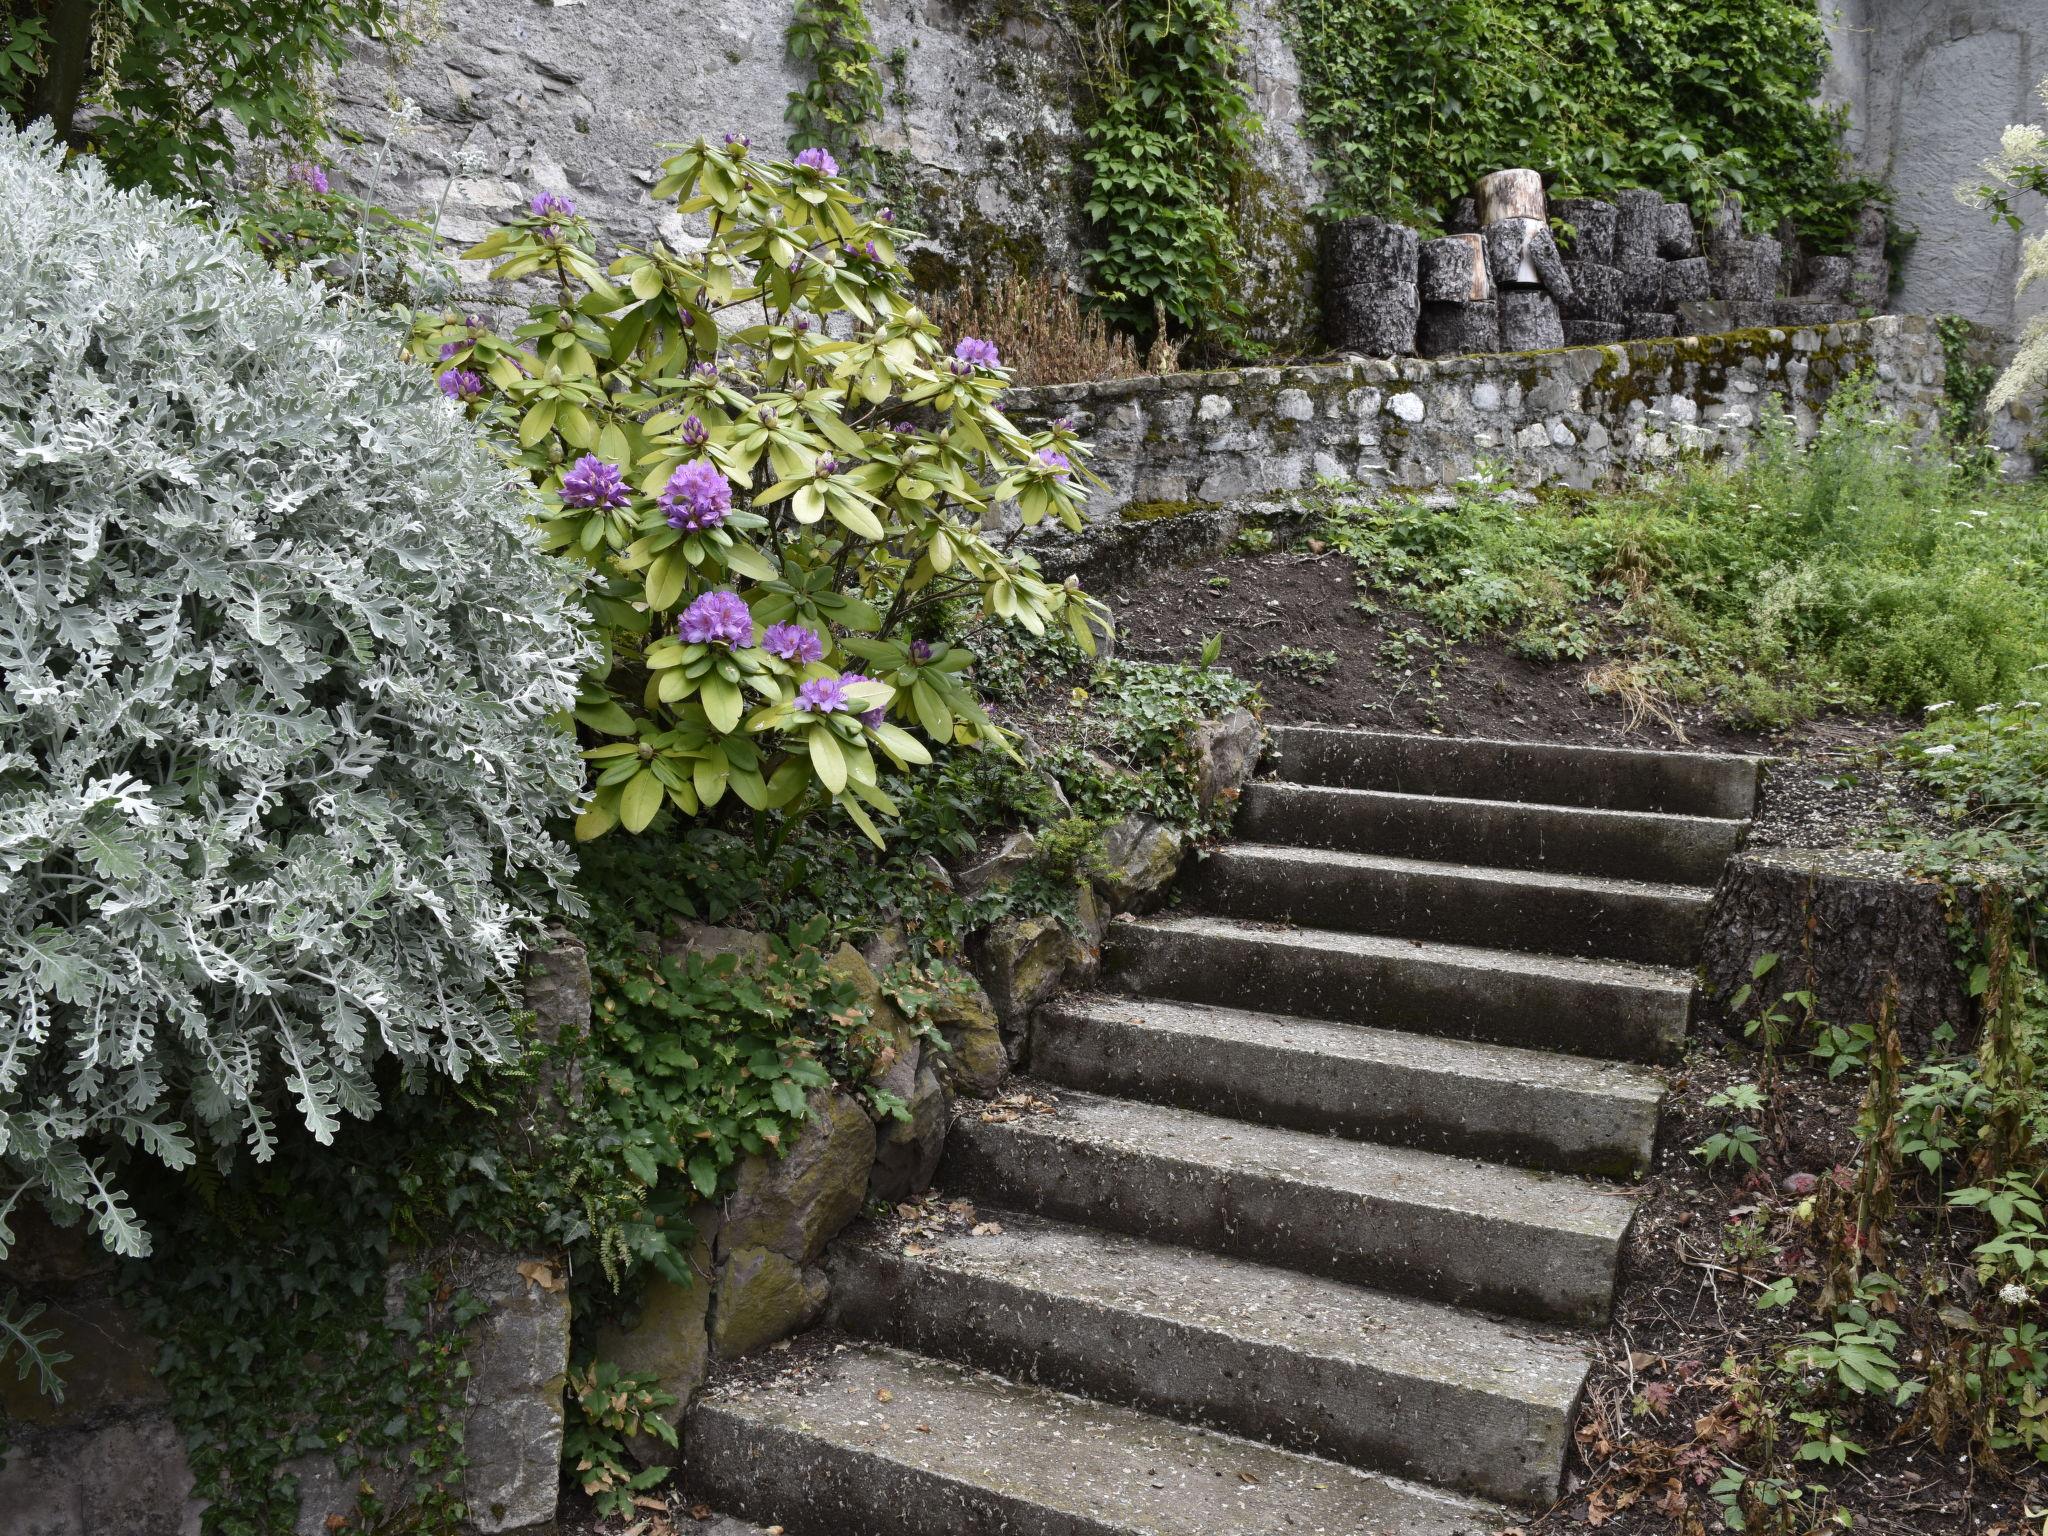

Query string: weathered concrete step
682 1341 1507 1536
1267 725 1764 819
1187 843 1711 965
830 1211 1590 1507
944 1087 1636 1325
1034 992 1663 1177
1237 780 1746 885
1103 913 1692 1065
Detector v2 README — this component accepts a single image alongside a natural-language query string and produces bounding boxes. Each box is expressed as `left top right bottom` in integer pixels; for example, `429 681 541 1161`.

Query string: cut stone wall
1005 316 2029 553
323 0 1321 346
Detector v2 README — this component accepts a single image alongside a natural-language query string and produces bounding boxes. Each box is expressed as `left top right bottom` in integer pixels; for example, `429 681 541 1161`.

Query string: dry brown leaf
516 1259 564 1293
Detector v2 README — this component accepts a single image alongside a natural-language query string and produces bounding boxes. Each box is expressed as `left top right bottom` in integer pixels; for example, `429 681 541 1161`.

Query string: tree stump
1708 235 1782 301
1499 288 1565 350
1549 198 1617 264
1615 188 1663 265
1620 256 1668 312
1560 261 1624 321
1626 310 1677 340
1325 285 1420 355
1417 299 1501 357
1656 202 1699 258
1484 217 1571 301
1321 217 1420 292
1419 234 1490 302
1564 319 1626 346
1476 168 1546 225
1661 256 1712 306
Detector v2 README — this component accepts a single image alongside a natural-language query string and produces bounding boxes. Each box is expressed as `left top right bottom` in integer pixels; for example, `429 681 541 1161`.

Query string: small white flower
1923 744 1958 757
1926 701 1955 714
2002 1282 2032 1307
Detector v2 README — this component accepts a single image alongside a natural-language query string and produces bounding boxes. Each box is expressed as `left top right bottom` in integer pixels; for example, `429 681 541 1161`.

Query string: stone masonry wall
1006 316 2023 539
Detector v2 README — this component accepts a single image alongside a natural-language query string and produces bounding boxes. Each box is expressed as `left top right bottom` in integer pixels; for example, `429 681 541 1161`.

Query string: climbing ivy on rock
1078 0 1257 343
786 0 884 179
1285 0 1874 245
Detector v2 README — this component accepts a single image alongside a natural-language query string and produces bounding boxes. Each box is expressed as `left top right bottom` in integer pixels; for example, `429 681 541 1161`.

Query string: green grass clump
1317 384 2048 729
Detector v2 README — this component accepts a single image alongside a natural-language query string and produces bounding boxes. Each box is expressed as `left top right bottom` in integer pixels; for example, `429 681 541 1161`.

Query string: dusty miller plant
418 137 1107 846
0 125 591 1267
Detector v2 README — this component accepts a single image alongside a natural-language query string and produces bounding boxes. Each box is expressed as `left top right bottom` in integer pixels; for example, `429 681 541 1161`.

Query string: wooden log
1660 256 1712 306
1549 198 1617 264
1444 196 1481 235
1499 287 1564 350
1800 255 1852 301
1620 256 1667 311
1320 217 1420 293
1559 261 1624 322
1656 202 1698 258
1625 311 1677 340
1324 283 1420 355
1418 234 1490 302
1676 299 1735 335
1614 188 1663 265
1483 216 1570 299
1707 236 1781 302
1848 264 1889 307
1563 319 1626 346
1416 300 1501 358
1476 168 1546 225
1773 299 1859 326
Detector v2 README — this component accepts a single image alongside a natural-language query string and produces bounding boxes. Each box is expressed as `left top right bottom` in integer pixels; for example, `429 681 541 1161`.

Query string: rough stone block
1499 288 1565 351
1096 815 1186 914
1800 254 1852 301
1189 708 1262 811
1661 256 1711 306
1848 265 1889 307
970 914 1072 1052
1319 217 1419 292
592 1220 718 1468
1708 236 1782 301
1444 195 1480 234
928 982 1007 1098
1625 311 1678 340
953 830 1039 895
1614 188 1663 265
870 1064 949 1203
1548 197 1617 264
1564 320 1626 346
1676 299 1735 334
1418 234 1488 302
1417 300 1501 358
1323 284 1419 356
1559 260 1623 321
1620 256 1667 311
1656 202 1698 258
721 1088 875 1266
711 1246 829 1359
1774 299 1858 327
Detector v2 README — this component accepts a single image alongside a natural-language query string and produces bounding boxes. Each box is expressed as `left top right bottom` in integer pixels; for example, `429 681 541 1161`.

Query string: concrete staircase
683 726 1761 1535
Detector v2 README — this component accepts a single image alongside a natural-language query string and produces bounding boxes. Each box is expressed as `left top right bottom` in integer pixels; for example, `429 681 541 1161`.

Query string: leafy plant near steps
1077 0 1258 344
1284 0 1876 243
418 138 1106 848
786 0 884 180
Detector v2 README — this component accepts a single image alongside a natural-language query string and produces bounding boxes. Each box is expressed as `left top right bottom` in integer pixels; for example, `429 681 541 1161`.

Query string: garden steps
682 727 1756 1531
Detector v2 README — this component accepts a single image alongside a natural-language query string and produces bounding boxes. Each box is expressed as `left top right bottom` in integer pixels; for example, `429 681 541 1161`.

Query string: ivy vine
1284 0 1877 246
785 0 884 178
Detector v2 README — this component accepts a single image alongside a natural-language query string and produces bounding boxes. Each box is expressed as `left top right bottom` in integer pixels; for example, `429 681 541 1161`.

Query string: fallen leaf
971 1221 1004 1237
1237 1470 1259 1485
516 1259 563 1293
877 1388 894 1403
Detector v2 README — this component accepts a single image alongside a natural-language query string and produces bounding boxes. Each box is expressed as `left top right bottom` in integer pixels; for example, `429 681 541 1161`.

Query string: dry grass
918 271 1178 386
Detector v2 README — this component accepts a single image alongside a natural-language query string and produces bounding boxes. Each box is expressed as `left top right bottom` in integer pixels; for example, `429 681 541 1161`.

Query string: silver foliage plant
0 126 592 1262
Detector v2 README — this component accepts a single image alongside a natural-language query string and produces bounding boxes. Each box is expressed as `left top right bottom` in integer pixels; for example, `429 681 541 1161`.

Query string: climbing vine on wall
1077 0 1258 345
1285 0 1875 245
786 0 884 177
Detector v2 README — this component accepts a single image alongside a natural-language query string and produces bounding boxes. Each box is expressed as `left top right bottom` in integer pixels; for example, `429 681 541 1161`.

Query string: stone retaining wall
1007 316 2035 541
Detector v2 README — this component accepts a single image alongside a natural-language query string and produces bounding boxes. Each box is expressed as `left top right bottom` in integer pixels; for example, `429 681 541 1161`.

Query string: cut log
1676 299 1735 335
1418 234 1490 302
1708 236 1781 301
1320 217 1420 293
1563 319 1626 346
1417 299 1501 357
1325 283 1420 355
1800 255 1852 301
1728 300 1779 328
1476 168 1546 225
1656 202 1698 258
1706 190 1745 241
1620 256 1667 311
1661 256 1711 306
1848 264 1889 307
1499 287 1565 350
1853 200 1887 252
1614 189 1663 265
1773 298 1859 327
1625 310 1677 340
1483 216 1570 298
1559 260 1624 322
1445 196 1481 235
1548 198 1617 264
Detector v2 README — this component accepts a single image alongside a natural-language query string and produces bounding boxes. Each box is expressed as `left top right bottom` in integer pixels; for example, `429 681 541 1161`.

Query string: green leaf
808 724 847 794
619 769 665 832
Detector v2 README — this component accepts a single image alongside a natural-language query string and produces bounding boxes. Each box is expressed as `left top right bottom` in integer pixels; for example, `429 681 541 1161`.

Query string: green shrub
0 126 589 1263
418 138 1106 849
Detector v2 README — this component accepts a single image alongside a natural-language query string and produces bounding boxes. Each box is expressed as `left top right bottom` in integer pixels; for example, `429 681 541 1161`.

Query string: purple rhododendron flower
953 336 1001 369
560 455 630 511
794 146 839 176
762 623 826 663
437 368 484 401
529 191 576 219
814 454 841 476
909 639 934 663
660 459 732 532
878 207 896 224
797 675 849 713
1052 415 1077 432
841 671 885 727
438 340 464 360
288 162 330 194
679 589 753 648
724 132 751 148
692 361 718 379
680 414 709 447
1037 448 1073 476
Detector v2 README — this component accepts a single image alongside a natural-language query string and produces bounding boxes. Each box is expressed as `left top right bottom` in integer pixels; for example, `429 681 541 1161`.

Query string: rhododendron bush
418 137 1108 845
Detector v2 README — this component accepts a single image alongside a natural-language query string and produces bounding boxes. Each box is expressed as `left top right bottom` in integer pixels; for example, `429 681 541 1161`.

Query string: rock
523 929 590 1048
1499 288 1565 351
1620 256 1667 312
1559 260 1624 322
1799 255 1852 302
1706 189 1745 241
1656 202 1698 258
1418 234 1489 303
1676 299 1735 335
1848 263 1889 308
1323 283 1419 356
1417 300 1501 358
1066 879 1109 987
0 1296 162 1430
1320 216 1419 292
869 1063 949 1203
1475 168 1545 224
1190 708 1262 810
858 921 912 976
664 919 775 968
1774 299 1858 326
592 1217 719 1467
1625 311 1679 341
720 1088 876 1266
1708 236 1782 301
928 982 1008 1098
1549 197 1617 264
1482 217 1561 291
1564 320 1626 346
823 942 917 1108
970 914 1071 1053
1096 816 1185 913
710 1247 829 1358
1661 256 1712 307
1615 188 1663 265
954 830 1039 896
1443 195 1480 234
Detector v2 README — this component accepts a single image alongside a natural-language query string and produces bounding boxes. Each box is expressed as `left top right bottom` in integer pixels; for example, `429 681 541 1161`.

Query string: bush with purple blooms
417 137 1108 844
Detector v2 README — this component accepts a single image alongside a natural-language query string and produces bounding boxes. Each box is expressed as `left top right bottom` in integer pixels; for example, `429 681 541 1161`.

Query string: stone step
1034 992 1662 1177
943 1087 1636 1325
1186 843 1711 965
681 1341 1507 1536
829 1211 1590 1508
1103 913 1692 1065
1267 724 1763 819
1237 779 1746 885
